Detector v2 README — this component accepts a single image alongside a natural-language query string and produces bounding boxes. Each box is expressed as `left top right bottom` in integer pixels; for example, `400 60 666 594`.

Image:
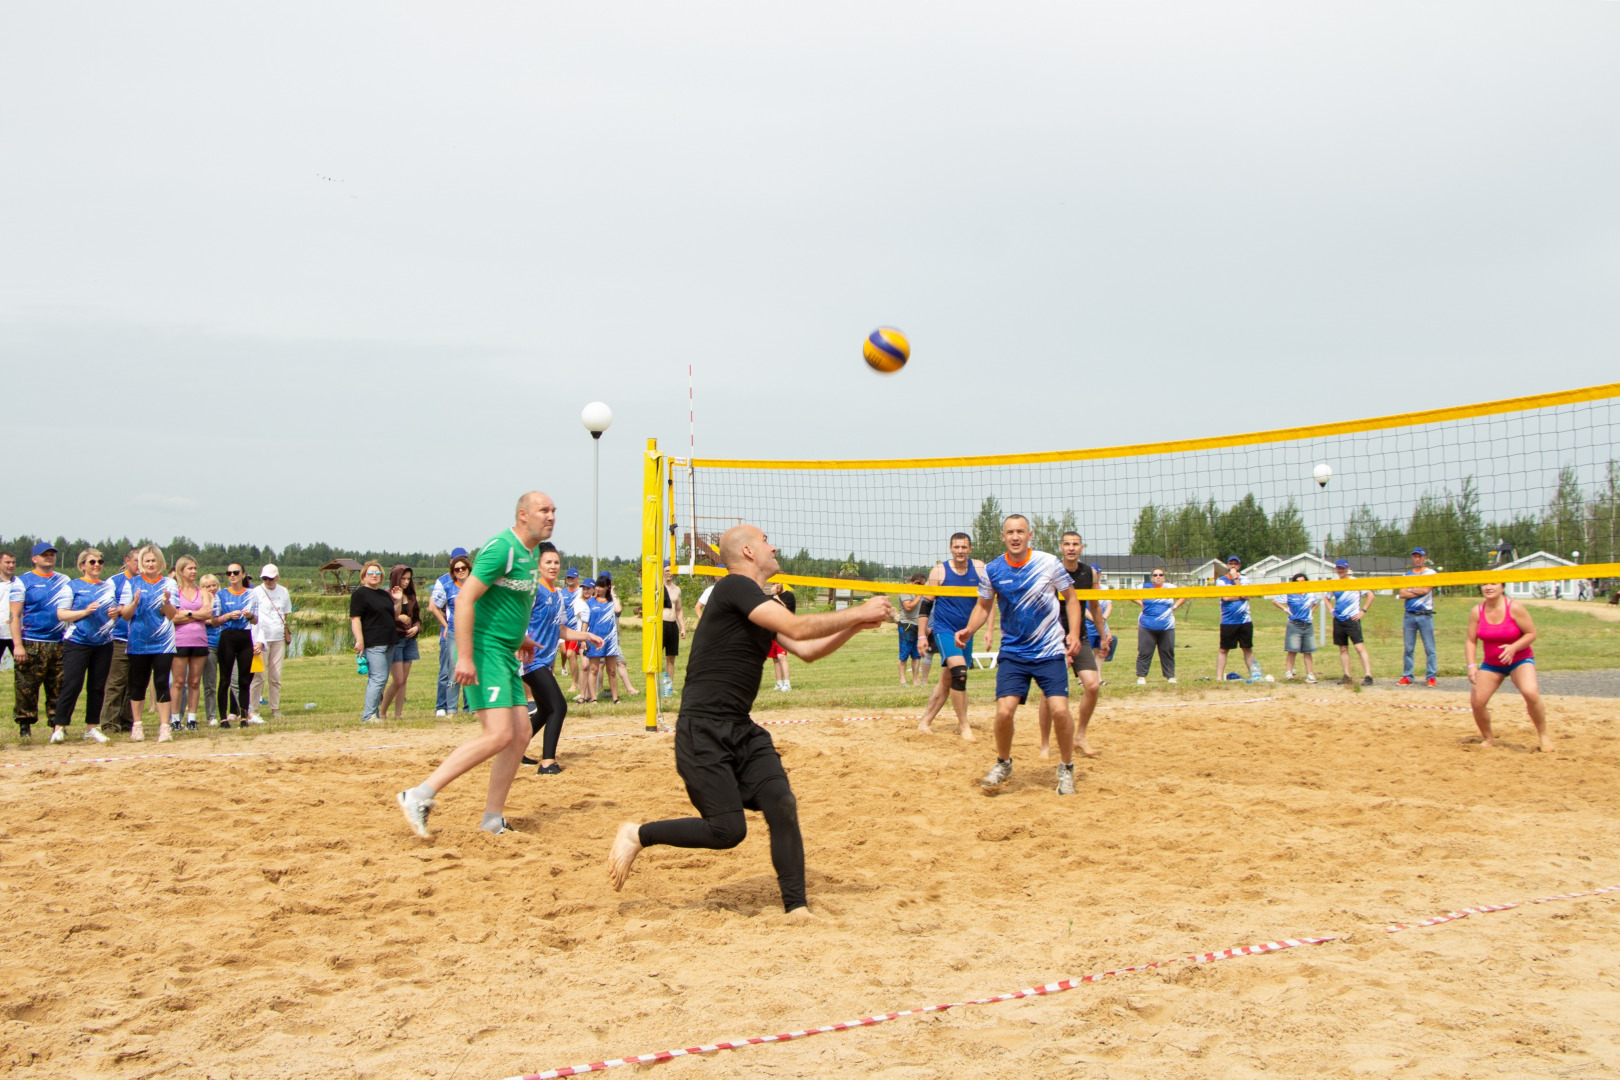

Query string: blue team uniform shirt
522 582 568 673
1332 582 1364 621
109 570 137 643
214 586 258 635
978 550 1071 663
1218 573 1252 625
16 570 73 642
584 597 620 658
931 560 980 635
1284 592 1318 623
126 575 179 655
1139 584 1176 631
1404 567 1437 613
431 575 461 634
204 598 222 648
67 578 117 646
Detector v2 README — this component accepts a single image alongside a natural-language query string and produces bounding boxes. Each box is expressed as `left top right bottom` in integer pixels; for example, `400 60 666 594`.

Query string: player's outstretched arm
749 594 890 644
955 596 995 647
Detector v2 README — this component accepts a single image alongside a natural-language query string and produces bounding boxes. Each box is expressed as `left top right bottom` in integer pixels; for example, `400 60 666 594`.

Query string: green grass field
1 593 1614 749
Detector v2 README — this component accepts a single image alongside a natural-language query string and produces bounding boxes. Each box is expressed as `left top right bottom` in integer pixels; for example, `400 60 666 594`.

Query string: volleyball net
637 383 1620 726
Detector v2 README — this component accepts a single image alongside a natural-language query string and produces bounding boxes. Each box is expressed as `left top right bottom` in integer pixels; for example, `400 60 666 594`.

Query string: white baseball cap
260 563 280 579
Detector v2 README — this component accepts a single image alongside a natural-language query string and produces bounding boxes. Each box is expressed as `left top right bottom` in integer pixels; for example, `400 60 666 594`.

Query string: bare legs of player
918 658 973 740
997 693 1072 766
420 705 532 815
1471 664 1552 752
1037 670 1097 758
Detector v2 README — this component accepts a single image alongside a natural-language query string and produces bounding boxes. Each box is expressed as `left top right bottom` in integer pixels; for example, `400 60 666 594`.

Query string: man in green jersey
398 491 555 837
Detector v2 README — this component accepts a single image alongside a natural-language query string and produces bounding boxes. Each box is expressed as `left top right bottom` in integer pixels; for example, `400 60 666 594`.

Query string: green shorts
470 638 525 711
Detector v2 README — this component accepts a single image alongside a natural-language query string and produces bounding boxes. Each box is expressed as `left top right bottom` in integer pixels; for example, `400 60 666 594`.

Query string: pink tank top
173 586 209 647
1476 601 1532 666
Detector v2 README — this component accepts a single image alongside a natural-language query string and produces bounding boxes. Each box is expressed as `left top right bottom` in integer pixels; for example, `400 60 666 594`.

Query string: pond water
290 623 356 657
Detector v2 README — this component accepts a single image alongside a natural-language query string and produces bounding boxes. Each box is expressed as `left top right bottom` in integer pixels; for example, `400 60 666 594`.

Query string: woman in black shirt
349 561 401 721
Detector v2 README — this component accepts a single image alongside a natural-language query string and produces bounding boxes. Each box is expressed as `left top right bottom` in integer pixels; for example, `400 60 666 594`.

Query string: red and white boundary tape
0 743 411 771
1299 697 1473 714
503 885 1619 1080
502 936 1332 1080
1385 885 1620 932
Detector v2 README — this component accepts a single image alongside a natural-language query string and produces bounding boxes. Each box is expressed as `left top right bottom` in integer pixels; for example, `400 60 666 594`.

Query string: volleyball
863 327 910 374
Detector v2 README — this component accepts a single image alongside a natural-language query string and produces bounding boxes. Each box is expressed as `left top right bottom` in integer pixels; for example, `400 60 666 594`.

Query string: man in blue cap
559 567 589 695
1397 547 1439 686
10 541 72 737
1214 556 1262 683
431 547 470 716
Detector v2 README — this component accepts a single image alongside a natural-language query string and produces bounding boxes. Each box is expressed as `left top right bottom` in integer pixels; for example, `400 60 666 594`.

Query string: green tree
1130 504 1163 557
1213 493 1270 565
1268 498 1310 555
1030 509 1077 555
1163 497 1219 560
1407 492 1465 570
1586 461 1620 565
1539 465 1586 559
1340 503 1405 557
971 495 1005 563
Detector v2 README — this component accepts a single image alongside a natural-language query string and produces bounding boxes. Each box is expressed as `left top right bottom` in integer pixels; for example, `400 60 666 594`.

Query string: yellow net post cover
641 439 664 732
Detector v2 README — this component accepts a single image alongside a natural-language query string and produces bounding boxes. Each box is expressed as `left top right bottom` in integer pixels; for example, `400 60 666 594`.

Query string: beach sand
2 687 1617 1079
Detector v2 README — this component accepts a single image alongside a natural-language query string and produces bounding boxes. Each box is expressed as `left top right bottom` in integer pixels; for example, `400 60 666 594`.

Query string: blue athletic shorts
994 655 1069 703
929 629 974 664
897 624 921 661
1480 656 1534 677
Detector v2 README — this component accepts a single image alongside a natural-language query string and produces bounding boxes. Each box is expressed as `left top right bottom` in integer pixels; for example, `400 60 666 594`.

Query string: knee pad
950 665 968 692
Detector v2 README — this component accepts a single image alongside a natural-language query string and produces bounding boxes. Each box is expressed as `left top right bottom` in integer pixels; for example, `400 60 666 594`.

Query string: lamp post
581 402 613 580
1313 463 1333 650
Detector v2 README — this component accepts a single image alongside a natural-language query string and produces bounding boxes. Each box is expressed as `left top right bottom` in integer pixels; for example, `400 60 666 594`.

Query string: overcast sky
3 2 1617 558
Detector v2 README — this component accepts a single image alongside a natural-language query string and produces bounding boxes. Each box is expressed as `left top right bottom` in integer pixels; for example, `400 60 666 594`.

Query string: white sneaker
397 788 435 839
981 759 1013 788
781 682 790 691
435 709 447 717
1136 677 1147 686
83 727 109 744
1305 674 1317 683
208 717 219 726
1284 671 1296 680
1167 677 1177 684
49 727 65 743
245 715 265 725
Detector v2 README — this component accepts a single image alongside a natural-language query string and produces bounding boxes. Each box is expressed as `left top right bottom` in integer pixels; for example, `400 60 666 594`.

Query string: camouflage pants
14 639 65 728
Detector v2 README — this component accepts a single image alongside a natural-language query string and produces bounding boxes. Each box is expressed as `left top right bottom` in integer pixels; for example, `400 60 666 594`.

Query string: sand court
2 689 1617 1079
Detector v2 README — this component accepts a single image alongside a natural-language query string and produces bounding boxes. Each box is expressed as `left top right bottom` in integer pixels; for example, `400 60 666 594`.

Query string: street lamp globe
581 401 613 439
1313 463 1332 488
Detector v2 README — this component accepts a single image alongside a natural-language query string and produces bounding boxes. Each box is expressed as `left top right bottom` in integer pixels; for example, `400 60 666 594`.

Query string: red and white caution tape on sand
500 936 1332 1080
1385 885 1620 932
1300 696 1472 714
0 743 411 771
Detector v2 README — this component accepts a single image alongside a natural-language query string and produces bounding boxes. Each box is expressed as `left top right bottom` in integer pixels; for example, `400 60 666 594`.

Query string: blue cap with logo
450 547 468 559
1225 555 1241 565
1411 547 1427 556
31 541 57 557
566 567 579 579
1335 558 1351 568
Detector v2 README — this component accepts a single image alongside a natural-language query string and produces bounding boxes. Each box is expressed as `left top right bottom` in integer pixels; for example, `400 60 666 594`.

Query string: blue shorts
898 624 921 661
1480 656 1534 677
994 655 1069 704
389 637 420 664
929 629 974 664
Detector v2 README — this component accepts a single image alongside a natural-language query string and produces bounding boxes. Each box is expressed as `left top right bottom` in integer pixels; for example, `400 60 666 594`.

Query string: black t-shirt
679 574 774 722
1057 562 1093 633
350 586 400 649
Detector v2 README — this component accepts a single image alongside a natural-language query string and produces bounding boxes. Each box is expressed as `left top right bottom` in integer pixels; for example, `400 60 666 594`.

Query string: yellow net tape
677 382 1620 472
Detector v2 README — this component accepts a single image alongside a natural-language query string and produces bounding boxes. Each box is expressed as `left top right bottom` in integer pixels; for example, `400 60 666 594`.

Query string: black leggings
521 666 568 760
217 629 254 717
54 641 113 727
638 776 806 911
127 652 174 704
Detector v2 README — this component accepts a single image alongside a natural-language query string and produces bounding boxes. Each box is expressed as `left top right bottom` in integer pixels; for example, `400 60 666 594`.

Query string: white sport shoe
1167 677 1178 684
435 709 448 717
1055 763 1076 796
209 716 219 727
1305 673 1317 683
981 759 1013 788
1136 677 1147 686
49 727 65 743
83 727 109 744
245 715 266 725
1284 671 1296 680
397 789 435 838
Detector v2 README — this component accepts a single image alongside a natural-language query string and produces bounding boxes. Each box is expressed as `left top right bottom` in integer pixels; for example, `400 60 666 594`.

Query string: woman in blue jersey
52 548 116 743
113 545 180 742
584 575 625 703
213 563 258 725
1131 568 1183 684
519 545 604 773
1270 572 1319 682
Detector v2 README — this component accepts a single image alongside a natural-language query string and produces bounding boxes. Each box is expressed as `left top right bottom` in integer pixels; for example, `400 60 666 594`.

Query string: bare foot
917 720 934 734
1038 743 1051 759
1480 737 1495 748
608 822 643 891
1076 735 1098 757
1538 738 1554 753
783 906 816 921
957 723 975 742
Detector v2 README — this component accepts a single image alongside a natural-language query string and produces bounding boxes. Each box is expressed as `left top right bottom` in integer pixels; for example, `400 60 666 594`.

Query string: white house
1495 551 1582 599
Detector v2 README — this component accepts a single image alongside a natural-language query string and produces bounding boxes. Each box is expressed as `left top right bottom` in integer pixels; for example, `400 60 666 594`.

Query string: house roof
319 558 365 572
1497 550 1576 571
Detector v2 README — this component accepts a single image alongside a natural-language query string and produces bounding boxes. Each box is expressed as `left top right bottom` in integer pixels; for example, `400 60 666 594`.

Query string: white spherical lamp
581 401 613 439
1313 462 1332 489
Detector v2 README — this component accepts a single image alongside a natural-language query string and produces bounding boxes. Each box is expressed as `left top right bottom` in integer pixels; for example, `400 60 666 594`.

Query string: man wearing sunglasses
10 541 73 738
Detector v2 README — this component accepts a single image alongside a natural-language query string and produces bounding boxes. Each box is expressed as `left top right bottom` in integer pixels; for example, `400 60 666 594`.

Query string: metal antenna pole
592 431 602 580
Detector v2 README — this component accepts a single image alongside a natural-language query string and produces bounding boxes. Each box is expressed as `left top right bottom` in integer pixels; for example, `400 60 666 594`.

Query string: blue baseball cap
31 541 57 557
565 567 579 578
1411 547 1427 556
1224 555 1241 565
1335 558 1351 568
450 547 468 559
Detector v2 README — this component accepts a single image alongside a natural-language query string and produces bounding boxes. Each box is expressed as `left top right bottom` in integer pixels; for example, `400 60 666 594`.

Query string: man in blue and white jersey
955 515 1082 795
1215 556 1262 683
559 567 592 697
10 542 73 738
1269 573 1319 682
1396 547 1439 686
915 532 987 740
430 546 470 715
1329 558 1374 686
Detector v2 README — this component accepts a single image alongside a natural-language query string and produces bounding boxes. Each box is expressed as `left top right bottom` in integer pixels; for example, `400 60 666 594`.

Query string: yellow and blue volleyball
863 326 910 374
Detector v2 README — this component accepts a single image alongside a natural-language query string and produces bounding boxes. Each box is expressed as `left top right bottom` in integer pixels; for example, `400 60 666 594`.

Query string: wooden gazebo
318 558 364 594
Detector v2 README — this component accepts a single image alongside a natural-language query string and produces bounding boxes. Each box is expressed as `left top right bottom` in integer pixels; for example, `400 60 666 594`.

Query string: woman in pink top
169 555 211 732
1465 582 1550 752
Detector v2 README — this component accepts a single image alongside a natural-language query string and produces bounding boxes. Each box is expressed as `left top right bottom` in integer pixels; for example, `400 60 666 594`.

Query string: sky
3 2 1617 558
